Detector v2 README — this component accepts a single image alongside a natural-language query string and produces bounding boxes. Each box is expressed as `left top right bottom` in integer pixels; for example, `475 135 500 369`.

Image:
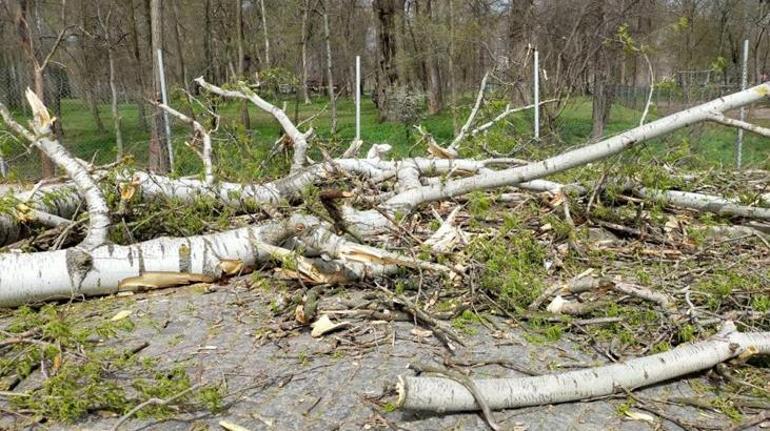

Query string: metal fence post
157 48 174 171
736 39 748 169
533 49 540 140
355 55 361 142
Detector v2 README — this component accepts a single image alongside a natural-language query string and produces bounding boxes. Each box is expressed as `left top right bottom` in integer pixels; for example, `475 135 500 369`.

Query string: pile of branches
1 78 770 422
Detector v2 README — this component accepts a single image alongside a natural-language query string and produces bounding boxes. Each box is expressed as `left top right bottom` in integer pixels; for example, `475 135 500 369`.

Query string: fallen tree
0 82 768 307
0 76 769 429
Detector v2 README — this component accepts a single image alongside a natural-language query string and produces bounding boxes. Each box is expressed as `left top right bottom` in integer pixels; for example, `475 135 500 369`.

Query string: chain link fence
0 59 156 182
612 83 744 113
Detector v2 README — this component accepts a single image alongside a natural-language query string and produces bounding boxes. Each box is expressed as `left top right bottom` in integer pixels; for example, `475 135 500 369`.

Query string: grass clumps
469 214 547 311
0 305 222 424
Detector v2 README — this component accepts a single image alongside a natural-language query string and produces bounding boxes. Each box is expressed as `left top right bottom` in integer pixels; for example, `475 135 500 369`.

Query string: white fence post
533 49 540 140
157 48 174 171
355 55 361 142
736 39 749 169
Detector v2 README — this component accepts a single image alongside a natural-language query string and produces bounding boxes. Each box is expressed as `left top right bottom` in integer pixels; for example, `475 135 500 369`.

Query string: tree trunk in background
108 48 123 160
508 0 535 105
236 0 251 129
79 0 106 134
259 0 271 69
373 0 404 121
148 0 169 173
127 0 148 131
591 66 614 139
341 0 356 97
408 1 429 94
590 1 614 140
172 0 189 90
448 0 457 131
0 54 22 110
424 0 443 114
322 0 337 133
300 0 311 104
204 0 215 83
16 0 55 178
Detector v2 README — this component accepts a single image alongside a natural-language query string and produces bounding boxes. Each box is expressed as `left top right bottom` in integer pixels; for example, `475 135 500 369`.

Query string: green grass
1 90 768 182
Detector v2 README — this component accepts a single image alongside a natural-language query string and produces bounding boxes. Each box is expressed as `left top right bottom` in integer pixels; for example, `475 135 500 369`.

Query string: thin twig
110 382 207 431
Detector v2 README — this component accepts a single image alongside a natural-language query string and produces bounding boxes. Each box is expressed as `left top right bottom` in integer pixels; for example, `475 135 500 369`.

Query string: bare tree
3 0 68 177
126 0 148 130
321 0 337 133
423 0 443 114
299 0 312 104
372 0 404 121
85 3 126 160
148 0 169 173
259 0 271 69
171 0 189 90
236 0 250 128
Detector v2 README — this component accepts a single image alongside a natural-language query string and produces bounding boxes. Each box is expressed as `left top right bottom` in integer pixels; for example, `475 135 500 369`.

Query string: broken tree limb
467 99 559 140
1 91 110 249
157 103 215 185
635 188 770 220
445 72 489 156
0 214 308 307
0 183 82 247
560 276 673 309
195 77 311 173
707 112 770 138
397 322 770 412
383 82 770 214
424 206 468 253
0 211 444 306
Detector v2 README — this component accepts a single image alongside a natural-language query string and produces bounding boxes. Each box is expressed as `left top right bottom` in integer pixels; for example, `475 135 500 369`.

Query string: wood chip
110 310 132 321
311 314 351 338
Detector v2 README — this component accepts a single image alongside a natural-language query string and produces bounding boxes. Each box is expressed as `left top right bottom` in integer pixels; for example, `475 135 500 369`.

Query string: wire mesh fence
0 61 157 182
612 83 744 113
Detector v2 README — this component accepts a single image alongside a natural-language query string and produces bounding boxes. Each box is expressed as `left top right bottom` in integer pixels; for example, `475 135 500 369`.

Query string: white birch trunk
0 215 310 307
636 188 770 220
398 322 770 411
3 91 110 249
108 48 124 160
259 0 271 68
385 82 770 213
322 1 337 134
300 0 311 104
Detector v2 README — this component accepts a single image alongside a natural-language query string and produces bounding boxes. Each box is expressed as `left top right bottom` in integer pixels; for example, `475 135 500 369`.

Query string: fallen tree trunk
0 181 82 248
383 82 770 214
0 214 303 307
1 91 110 249
635 188 770 220
397 322 770 412
0 80 767 309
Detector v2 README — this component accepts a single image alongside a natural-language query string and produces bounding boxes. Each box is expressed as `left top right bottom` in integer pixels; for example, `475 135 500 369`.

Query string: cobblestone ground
0 279 740 431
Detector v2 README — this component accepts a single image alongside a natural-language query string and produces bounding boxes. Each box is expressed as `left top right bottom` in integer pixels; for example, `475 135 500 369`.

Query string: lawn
1 90 768 182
